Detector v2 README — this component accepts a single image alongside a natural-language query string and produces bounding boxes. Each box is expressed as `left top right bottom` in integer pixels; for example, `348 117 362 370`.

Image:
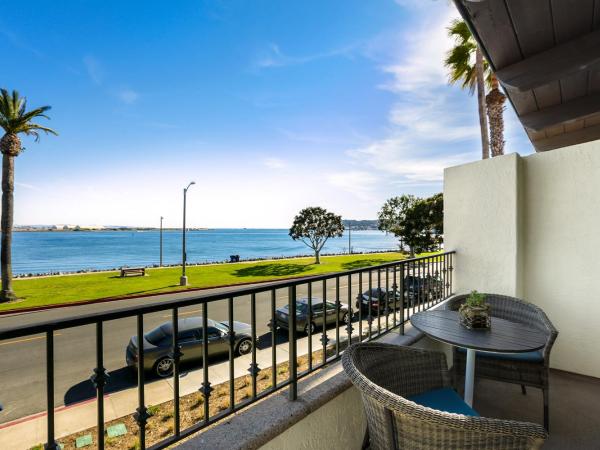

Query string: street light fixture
160 216 164 267
180 181 195 286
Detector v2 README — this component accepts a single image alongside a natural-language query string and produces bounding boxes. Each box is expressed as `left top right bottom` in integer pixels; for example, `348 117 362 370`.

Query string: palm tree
0 90 57 301
486 75 507 157
445 19 507 159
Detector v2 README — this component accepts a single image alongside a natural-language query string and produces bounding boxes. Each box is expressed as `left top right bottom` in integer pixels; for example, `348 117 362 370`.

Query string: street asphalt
0 275 390 423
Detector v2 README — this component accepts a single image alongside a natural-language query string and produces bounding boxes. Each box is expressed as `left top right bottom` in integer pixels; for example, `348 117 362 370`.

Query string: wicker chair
342 343 548 450
441 294 558 431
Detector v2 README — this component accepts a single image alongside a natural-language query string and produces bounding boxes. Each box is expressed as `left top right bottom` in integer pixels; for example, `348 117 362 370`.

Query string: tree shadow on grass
340 259 390 271
233 263 311 278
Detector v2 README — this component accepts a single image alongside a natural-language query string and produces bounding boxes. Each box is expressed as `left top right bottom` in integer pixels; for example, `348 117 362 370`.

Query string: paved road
0 274 402 423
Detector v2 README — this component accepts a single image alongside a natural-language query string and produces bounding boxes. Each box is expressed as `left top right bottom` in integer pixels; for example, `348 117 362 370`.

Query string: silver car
272 297 350 334
126 317 253 378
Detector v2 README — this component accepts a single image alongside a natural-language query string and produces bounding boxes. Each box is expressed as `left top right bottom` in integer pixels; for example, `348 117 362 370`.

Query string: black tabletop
410 309 547 353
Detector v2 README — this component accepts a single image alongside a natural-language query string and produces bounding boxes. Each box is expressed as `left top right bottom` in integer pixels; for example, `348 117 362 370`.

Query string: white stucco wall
259 385 366 450
444 153 523 297
444 143 600 377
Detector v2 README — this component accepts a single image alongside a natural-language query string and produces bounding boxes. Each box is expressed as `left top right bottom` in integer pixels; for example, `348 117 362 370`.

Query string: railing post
288 285 298 401
248 293 259 399
45 330 59 450
200 303 212 423
228 297 236 411
270 291 277 389
399 263 405 335
134 314 149 450
91 322 108 450
172 308 182 435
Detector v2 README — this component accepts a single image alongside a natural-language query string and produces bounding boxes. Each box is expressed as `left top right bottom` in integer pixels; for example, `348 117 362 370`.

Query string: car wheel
342 312 350 324
304 322 316 335
154 357 174 378
236 338 253 356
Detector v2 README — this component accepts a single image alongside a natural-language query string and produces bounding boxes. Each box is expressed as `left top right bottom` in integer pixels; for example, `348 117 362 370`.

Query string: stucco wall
444 153 523 297
260 386 366 450
444 143 600 377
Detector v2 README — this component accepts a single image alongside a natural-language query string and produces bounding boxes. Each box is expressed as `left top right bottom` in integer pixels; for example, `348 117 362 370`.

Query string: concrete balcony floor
474 370 600 449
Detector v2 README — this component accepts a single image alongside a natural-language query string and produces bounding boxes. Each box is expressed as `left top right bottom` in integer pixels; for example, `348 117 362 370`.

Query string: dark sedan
271 297 350 334
355 288 406 314
126 317 253 378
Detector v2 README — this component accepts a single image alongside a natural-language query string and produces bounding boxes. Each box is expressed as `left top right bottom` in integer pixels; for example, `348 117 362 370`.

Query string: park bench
120 267 146 277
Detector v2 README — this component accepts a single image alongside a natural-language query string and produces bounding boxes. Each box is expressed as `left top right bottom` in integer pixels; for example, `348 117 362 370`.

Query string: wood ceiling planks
456 0 600 151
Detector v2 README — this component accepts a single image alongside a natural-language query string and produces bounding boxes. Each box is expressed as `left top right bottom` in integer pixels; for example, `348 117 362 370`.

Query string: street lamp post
159 216 164 267
180 182 195 286
348 221 352 254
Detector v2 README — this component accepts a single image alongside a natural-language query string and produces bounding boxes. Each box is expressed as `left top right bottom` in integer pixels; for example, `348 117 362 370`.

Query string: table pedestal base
464 348 476 407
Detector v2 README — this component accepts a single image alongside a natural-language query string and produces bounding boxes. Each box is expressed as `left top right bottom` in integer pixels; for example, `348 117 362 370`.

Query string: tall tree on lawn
0 90 57 301
445 19 506 158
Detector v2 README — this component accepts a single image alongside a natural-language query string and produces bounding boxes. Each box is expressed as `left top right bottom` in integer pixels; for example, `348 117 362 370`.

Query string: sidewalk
0 315 396 450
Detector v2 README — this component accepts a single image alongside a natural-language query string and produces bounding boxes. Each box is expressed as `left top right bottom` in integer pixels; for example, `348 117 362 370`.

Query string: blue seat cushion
457 347 544 363
407 387 479 416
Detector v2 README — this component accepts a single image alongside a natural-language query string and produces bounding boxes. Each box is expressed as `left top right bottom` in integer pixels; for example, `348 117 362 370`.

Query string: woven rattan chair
442 294 558 431
342 343 547 450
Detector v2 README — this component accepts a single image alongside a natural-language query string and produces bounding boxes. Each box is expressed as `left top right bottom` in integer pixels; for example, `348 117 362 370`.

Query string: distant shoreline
14 227 211 232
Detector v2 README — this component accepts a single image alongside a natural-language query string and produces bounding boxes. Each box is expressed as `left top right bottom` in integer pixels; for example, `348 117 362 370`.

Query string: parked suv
271 297 350 334
404 275 444 301
126 317 253 378
355 288 406 314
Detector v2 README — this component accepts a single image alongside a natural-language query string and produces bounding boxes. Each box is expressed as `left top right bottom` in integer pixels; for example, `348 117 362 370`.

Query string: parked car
355 288 406 314
404 275 444 301
126 317 253 378
271 297 350 334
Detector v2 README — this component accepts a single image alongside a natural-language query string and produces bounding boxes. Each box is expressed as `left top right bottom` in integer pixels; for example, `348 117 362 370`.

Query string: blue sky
2 0 533 228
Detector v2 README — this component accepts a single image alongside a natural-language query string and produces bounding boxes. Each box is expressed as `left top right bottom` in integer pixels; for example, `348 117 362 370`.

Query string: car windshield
213 321 229 333
145 325 170 345
282 303 308 314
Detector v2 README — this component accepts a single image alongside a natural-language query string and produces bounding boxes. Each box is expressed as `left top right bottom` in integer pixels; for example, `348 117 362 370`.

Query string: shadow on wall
233 263 311 278
340 259 390 271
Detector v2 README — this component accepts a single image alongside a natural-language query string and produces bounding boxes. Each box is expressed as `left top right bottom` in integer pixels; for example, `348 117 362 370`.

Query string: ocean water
12 229 399 275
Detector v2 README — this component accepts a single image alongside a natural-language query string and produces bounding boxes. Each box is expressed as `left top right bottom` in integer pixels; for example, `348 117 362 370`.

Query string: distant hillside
342 220 379 231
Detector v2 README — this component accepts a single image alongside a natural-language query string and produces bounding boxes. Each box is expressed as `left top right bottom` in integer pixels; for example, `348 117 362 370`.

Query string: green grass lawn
3 252 410 312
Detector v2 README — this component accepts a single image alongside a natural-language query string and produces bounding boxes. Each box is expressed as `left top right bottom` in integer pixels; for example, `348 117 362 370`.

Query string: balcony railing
0 251 454 450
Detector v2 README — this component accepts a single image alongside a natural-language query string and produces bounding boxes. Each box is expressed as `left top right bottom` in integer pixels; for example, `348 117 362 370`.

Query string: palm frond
444 19 492 94
0 89 57 139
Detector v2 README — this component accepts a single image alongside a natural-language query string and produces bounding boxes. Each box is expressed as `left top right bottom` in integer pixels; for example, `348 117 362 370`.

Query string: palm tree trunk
475 47 490 160
0 152 16 301
486 75 506 157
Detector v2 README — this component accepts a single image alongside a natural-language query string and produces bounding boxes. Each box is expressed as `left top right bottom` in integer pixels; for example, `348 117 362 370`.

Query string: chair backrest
342 343 548 450
343 343 451 450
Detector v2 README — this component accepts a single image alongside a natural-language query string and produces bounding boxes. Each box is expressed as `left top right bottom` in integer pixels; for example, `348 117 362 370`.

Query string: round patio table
410 309 547 407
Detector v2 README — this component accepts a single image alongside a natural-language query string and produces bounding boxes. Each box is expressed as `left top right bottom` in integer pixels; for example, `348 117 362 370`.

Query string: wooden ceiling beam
533 123 600 152
496 29 600 91
521 93 600 132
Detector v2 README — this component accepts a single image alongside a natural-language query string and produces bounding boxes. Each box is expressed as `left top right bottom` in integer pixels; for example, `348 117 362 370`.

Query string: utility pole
159 216 164 267
348 221 352 254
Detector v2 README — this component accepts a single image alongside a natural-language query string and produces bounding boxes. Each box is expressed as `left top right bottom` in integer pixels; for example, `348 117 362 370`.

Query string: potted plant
459 290 491 329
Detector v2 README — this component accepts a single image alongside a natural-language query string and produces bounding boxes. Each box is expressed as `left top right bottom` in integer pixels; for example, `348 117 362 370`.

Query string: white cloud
331 4 477 188
327 171 379 201
252 42 355 71
263 157 287 169
16 182 39 191
83 55 103 85
117 88 139 104
380 8 456 93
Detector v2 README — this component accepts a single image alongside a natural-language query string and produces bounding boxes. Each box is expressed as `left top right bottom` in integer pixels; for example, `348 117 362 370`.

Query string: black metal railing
0 252 454 450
